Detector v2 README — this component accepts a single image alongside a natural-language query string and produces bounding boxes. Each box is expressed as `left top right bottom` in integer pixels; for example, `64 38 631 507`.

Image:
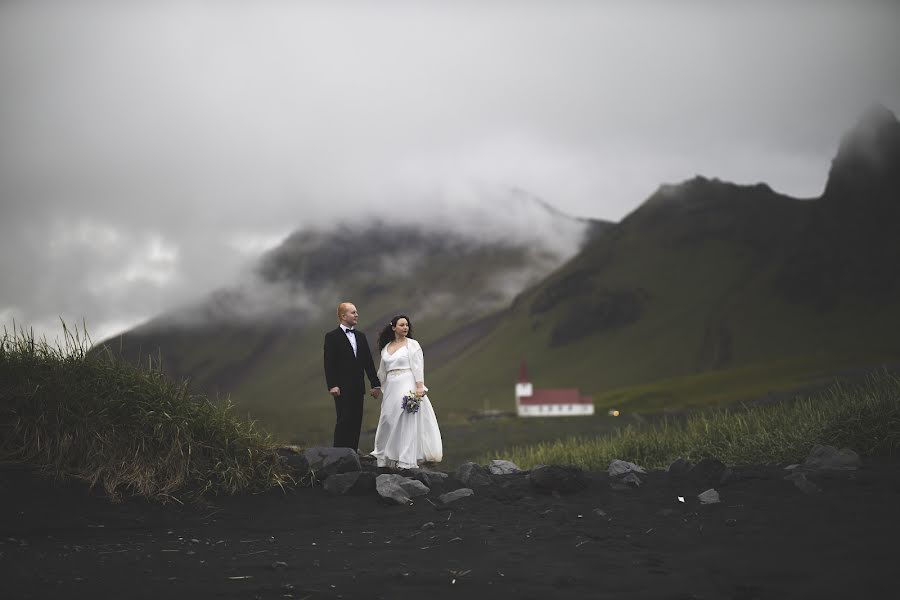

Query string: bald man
323 302 381 450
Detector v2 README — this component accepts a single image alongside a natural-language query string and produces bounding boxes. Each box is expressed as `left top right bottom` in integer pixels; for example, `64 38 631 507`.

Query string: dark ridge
548 288 648 347
823 103 900 203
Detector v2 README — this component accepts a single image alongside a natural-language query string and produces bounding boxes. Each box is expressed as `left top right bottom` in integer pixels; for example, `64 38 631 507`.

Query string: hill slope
428 106 900 415
101 107 900 444
99 191 608 442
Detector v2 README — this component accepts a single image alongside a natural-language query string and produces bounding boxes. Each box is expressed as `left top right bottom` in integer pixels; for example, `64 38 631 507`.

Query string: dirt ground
1 456 898 600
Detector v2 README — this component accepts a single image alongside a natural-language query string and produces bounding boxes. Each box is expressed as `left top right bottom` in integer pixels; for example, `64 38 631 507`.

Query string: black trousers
333 393 364 451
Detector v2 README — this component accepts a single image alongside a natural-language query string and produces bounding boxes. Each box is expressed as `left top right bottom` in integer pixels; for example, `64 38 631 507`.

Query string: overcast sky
2 0 899 343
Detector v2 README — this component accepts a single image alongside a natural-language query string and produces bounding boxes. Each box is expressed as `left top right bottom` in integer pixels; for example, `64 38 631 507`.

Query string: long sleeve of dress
376 351 386 386
409 339 425 384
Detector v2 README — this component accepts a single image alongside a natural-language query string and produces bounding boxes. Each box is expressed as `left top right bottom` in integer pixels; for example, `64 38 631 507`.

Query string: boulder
302 447 361 480
608 459 647 477
489 460 523 475
666 458 692 475
528 465 588 494
376 474 430 505
323 471 377 496
690 457 728 485
622 472 642 487
409 468 449 488
439 488 475 504
802 445 861 471
698 488 720 504
455 462 494 488
276 447 311 474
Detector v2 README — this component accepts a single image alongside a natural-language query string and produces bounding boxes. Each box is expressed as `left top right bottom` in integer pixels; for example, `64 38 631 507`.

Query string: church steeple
518 360 530 383
515 360 533 401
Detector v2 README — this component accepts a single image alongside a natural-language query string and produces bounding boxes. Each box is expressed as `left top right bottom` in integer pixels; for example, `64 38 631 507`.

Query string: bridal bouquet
401 390 423 414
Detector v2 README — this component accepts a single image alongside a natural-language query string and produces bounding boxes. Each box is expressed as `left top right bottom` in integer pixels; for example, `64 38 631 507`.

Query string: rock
302 447 361 480
421 522 435 530
376 474 430 505
691 458 728 484
667 458 692 475
592 508 607 518
323 471 377 496
608 459 647 477
802 445 861 471
439 488 474 504
784 471 822 494
270 561 288 569
622 472 642 488
726 465 775 484
409 468 449 488
488 460 523 475
455 462 494 488
276 447 311 474
698 488 720 504
528 465 588 494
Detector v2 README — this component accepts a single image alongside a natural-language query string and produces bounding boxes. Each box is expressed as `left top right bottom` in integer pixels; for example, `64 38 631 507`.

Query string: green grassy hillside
428 107 900 422
99 107 900 449
99 207 606 444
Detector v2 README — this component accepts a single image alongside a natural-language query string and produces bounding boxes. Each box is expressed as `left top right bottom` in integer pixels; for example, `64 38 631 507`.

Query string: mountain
427 105 900 414
98 190 610 442
101 107 900 443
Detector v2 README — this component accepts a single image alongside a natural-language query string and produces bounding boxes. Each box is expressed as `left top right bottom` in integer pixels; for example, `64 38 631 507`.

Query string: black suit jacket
323 327 381 397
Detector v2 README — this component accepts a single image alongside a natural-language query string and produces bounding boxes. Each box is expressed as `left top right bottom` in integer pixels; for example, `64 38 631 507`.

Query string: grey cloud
2 0 899 341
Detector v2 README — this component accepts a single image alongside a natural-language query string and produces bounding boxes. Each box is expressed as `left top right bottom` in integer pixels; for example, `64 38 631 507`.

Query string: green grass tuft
0 323 293 502
489 370 900 470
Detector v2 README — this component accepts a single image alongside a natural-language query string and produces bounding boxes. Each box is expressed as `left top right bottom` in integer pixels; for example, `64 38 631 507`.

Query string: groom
323 302 381 451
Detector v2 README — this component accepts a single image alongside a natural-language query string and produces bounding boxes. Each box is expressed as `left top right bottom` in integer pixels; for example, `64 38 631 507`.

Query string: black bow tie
344 328 356 334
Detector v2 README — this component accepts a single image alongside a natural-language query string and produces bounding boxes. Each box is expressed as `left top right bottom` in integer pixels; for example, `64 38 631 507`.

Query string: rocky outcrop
277 446 364 485
455 462 494 488
280 445 864 507
528 465 588 494
375 474 430 505
488 460 523 475
801 445 861 471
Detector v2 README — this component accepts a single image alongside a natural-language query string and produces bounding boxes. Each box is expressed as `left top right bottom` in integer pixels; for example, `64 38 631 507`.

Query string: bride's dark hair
377 315 414 350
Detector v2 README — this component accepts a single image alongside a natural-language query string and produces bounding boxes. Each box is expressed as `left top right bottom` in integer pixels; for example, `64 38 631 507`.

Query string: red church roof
518 388 593 405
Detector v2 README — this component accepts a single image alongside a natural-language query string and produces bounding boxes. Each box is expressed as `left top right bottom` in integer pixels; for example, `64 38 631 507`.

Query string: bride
370 315 443 471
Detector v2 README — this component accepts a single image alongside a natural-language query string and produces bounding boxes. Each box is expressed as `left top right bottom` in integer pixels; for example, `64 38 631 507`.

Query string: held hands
329 386 341 397
370 387 381 399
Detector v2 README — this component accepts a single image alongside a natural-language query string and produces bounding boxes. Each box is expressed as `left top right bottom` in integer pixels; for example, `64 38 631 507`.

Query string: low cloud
2 0 899 342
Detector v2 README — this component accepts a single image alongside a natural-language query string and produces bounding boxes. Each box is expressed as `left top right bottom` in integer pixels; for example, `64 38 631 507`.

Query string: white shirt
342 326 357 356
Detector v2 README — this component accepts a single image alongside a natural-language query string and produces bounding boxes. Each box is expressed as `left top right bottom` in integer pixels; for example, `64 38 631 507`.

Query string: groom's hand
370 387 381 399
329 386 341 397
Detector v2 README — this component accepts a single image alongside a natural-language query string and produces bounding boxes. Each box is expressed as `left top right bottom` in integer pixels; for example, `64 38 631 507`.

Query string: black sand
2 457 898 599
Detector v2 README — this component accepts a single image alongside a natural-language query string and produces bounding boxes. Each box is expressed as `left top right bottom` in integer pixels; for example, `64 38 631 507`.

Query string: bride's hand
416 385 426 397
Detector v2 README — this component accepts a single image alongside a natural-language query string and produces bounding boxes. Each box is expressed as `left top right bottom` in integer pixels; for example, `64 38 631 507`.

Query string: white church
515 361 594 417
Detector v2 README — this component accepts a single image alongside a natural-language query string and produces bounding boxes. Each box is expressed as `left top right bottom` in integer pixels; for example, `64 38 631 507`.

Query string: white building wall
517 403 595 417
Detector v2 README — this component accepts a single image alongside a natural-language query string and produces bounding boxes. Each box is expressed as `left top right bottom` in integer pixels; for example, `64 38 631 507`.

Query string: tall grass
0 323 293 502
492 371 900 470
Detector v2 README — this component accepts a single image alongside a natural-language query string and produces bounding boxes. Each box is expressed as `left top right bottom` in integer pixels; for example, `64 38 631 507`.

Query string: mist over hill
100 106 900 443
129 188 607 331
433 105 900 415
98 190 610 439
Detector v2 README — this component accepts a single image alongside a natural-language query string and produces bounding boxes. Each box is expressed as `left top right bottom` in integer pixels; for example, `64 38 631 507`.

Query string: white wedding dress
371 339 443 469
